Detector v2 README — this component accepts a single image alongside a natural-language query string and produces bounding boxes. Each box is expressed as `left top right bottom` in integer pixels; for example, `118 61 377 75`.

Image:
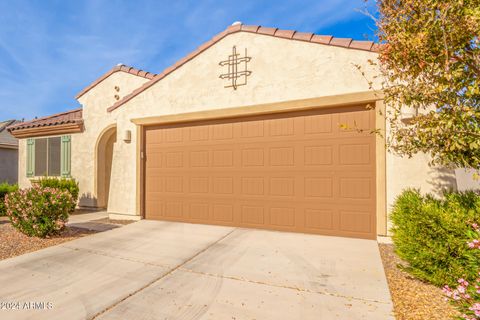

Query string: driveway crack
179 267 391 305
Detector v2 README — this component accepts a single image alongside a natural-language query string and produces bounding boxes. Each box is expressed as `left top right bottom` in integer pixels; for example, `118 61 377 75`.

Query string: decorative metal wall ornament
219 46 252 90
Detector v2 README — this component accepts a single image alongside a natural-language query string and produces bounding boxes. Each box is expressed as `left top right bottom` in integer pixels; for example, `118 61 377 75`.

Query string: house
7 23 458 240
0 119 20 184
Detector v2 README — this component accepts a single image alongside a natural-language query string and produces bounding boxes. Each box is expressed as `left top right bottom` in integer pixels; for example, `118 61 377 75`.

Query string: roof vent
231 21 242 26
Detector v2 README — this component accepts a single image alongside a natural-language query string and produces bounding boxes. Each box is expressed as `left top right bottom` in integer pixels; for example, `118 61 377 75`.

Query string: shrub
36 177 79 212
4 185 74 238
0 182 18 216
391 189 480 287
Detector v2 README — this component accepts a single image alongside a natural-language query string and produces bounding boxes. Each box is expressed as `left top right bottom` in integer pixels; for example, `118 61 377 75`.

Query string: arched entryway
95 125 117 209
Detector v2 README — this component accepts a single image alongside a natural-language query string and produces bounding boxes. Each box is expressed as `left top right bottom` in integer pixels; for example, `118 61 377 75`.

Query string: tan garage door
144 105 376 239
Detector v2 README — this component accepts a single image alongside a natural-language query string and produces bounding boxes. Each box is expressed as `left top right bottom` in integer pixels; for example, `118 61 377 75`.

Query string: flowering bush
444 223 480 320
36 177 79 213
4 185 74 238
0 182 18 216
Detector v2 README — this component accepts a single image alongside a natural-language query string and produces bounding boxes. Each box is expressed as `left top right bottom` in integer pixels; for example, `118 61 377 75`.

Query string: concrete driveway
0 220 394 320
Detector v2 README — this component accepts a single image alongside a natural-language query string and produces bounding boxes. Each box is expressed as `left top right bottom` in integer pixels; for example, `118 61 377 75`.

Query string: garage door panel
189 176 210 194
213 204 235 223
304 113 333 134
241 148 265 167
240 120 265 138
269 147 295 166
304 145 333 166
212 176 235 194
339 177 372 199
338 109 372 134
188 202 211 220
269 207 297 228
304 208 336 231
190 150 210 167
189 125 210 141
269 177 295 197
339 209 373 234
304 177 334 198
145 106 376 239
241 177 265 196
339 143 371 165
268 117 295 137
145 199 164 218
212 150 234 167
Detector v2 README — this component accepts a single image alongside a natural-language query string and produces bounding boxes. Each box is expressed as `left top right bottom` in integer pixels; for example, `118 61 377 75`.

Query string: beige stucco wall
455 168 479 191
18 31 458 230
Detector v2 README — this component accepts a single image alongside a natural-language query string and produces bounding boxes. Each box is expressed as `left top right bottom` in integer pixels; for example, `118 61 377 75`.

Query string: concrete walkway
67 211 117 232
0 221 394 320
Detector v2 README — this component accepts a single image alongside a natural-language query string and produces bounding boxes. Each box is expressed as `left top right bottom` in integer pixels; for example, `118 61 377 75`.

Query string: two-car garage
143 105 376 239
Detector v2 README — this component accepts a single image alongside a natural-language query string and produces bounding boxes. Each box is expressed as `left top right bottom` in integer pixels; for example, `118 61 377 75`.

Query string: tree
373 0 480 168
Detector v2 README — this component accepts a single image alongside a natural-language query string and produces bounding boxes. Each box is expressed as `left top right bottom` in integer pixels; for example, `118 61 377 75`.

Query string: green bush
0 182 18 216
5 185 74 237
36 177 79 212
391 189 480 287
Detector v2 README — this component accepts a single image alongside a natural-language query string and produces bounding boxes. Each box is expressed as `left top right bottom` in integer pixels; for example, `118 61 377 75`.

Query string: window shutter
60 135 71 178
26 138 35 177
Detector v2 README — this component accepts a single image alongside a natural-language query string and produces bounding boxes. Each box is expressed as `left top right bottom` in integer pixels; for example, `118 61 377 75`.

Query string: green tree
374 0 480 168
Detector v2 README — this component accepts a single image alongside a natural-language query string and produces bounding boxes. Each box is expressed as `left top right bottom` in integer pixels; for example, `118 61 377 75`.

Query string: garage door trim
132 91 382 126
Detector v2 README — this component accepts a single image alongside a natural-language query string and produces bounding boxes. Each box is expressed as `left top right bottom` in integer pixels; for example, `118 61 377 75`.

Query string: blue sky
0 0 377 120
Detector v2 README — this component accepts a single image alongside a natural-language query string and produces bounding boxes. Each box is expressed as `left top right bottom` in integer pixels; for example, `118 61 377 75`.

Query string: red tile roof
75 64 157 99
7 108 83 132
107 24 380 112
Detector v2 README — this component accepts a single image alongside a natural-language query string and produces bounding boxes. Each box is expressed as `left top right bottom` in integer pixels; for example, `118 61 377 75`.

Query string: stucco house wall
455 168 480 191
16 28 458 230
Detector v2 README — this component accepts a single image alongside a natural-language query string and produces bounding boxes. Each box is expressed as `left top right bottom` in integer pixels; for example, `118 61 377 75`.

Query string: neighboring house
7 23 459 240
0 119 20 184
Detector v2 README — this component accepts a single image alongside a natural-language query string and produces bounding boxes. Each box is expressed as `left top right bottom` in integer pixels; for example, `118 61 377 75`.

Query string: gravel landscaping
379 243 459 320
0 221 96 261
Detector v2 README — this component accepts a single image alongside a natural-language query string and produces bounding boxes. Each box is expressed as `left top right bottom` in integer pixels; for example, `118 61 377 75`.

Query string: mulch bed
379 243 459 320
0 221 96 261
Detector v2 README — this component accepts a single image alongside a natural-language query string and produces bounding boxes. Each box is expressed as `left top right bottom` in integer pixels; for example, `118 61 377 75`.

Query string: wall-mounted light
123 130 131 143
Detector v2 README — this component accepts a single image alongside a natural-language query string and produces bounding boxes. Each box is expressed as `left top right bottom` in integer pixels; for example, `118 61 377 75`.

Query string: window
26 136 71 177
34 137 61 176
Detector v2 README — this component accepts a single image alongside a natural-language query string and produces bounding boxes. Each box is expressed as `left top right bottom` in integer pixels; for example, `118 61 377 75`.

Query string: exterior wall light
123 130 132 142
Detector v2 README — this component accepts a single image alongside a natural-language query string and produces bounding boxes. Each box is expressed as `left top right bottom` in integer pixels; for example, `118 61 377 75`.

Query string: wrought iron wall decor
219 46 252 90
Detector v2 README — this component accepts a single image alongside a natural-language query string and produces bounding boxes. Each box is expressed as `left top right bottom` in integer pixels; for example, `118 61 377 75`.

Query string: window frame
26 135 71 178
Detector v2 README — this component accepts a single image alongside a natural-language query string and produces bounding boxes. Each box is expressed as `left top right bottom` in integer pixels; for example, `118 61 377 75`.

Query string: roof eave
75 65 157 100
9 121 84 139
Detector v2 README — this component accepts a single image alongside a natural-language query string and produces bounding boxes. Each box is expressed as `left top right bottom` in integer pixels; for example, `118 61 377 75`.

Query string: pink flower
469 303 480 317
467 239 480 249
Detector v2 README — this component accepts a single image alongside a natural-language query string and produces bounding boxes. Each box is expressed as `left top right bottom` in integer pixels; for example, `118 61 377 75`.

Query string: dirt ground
379 244 459 320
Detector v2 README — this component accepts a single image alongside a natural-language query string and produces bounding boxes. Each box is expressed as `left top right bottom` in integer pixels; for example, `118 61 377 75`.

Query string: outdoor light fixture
123 130 131 142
